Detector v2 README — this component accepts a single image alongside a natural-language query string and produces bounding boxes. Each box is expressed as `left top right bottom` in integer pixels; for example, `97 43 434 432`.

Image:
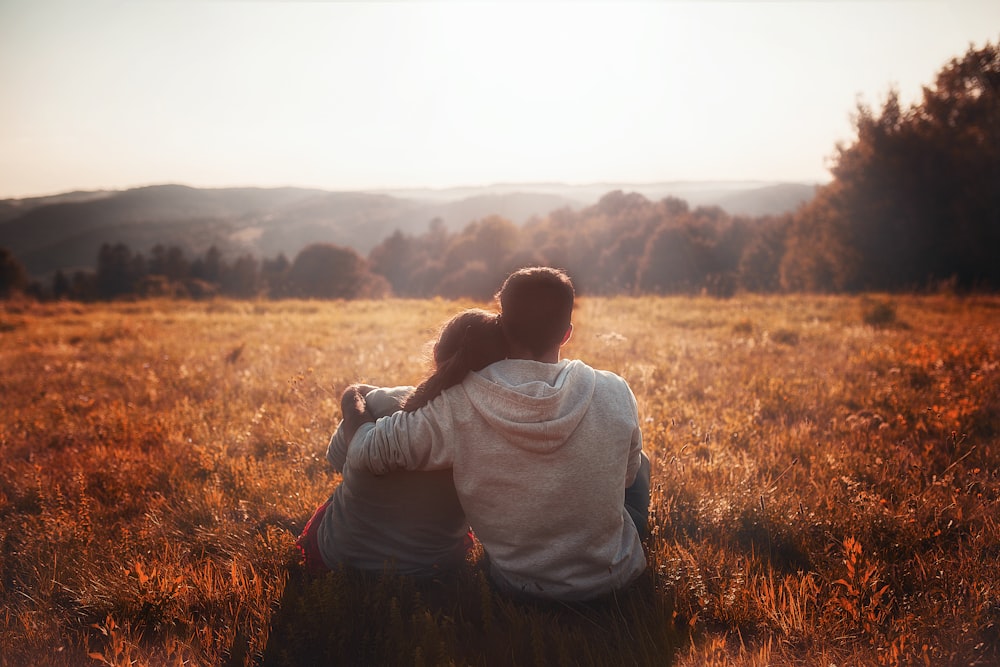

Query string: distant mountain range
0 181 818 278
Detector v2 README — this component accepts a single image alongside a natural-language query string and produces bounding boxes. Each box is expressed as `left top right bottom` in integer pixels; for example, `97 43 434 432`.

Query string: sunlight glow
1 1 998 197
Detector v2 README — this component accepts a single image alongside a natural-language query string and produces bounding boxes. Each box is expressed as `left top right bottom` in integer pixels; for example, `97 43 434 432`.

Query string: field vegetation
1 295 998 665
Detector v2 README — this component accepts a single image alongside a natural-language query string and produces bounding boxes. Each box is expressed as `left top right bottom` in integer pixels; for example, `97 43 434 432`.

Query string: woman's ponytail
402 311 506 412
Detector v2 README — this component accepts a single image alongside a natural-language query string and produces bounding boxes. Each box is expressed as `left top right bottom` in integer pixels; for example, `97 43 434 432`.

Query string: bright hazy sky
1 1 998 199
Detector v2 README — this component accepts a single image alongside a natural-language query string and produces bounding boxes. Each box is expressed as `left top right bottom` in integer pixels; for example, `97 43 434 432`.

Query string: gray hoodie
346 358 646 600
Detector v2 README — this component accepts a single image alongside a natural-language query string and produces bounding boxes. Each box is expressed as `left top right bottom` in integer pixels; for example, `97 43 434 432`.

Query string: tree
636 207 734 295
436 261 496 299
738 215 790 292
0 246 29 298
202 245 223 284
71 270 97 301
221 254 260 298
285 243 374 299
368 230 419 296
780 184 856 292
438 216 520 290
366 216 465 299
636 226 697 293
784 39 1000 291
260 253 290 297
52 269 72 300
96 243 141 299
163 246 189 283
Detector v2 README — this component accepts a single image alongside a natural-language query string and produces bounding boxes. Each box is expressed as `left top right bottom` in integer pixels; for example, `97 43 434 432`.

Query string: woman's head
403 308 507 411
432 308 506 370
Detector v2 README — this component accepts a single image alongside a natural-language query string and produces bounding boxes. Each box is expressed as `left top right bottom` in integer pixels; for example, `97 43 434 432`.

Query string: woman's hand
340 384 376 444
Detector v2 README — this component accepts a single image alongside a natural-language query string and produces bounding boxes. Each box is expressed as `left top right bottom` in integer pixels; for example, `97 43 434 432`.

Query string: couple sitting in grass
297 267 650 601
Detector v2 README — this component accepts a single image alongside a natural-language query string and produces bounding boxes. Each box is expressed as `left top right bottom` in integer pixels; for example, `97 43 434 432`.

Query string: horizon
2 176 820 203
2 1 998 200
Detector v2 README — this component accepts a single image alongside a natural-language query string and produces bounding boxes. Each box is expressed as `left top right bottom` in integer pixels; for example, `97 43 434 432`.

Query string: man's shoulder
568 359 628 385
558 359 633 398
588 366 637 403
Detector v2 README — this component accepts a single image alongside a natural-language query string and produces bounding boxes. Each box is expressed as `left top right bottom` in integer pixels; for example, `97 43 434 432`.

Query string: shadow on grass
262 556 679 666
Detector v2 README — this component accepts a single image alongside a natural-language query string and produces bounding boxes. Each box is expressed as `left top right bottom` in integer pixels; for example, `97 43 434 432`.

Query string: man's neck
507 345 561 364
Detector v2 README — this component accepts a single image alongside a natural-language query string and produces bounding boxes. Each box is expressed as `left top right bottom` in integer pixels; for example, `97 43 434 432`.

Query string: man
341 267 649 601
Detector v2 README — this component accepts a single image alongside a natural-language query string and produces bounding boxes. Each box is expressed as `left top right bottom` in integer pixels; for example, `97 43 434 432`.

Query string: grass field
1 295 998 666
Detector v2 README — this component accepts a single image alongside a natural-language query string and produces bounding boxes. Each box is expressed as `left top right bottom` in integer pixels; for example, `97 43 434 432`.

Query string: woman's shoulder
365 385 415 417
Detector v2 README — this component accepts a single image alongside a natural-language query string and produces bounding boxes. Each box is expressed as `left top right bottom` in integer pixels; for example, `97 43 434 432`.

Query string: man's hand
340 384 376 444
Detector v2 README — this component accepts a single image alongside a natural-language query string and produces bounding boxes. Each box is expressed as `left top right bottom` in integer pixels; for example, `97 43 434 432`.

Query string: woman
296 308 507 576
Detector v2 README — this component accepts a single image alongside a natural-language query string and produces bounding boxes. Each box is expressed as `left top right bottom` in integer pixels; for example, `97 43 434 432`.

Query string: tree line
0 198 789 301
2 40 997 301
0 242 390 302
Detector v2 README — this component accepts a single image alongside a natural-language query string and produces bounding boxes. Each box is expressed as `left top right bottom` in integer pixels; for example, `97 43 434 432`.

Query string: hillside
375 180 818 215
0 181 818 277
713 182 818 216
0 189 117 225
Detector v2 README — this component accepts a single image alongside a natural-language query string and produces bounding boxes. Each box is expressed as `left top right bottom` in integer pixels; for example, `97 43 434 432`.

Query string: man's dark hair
495 267 574 357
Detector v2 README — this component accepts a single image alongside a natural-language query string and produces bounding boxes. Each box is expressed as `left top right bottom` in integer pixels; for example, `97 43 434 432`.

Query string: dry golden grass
1 294 997 666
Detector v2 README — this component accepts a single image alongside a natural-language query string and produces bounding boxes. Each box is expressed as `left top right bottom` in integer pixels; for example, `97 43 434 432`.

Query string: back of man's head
495 267 574 358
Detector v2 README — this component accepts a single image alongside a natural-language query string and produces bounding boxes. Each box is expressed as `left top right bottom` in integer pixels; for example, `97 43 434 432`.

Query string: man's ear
560 324 573 346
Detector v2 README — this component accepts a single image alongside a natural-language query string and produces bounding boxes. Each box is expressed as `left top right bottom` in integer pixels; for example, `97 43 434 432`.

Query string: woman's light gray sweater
319 386 468 575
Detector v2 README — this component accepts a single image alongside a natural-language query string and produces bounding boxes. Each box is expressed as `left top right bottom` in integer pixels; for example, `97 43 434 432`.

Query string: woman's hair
402 308 507 411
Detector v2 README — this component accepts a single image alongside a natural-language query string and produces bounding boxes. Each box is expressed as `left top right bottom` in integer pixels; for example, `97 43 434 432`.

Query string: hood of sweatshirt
463 358 596 454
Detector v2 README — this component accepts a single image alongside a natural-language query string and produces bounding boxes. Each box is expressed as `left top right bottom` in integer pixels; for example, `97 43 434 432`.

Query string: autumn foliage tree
285 243 389 299
783 39 1000 291
0 246 29 298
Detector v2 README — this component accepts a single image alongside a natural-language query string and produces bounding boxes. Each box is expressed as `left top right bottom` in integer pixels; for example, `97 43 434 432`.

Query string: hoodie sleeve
326 386 412 473
624 385 644 487
345 396 458 475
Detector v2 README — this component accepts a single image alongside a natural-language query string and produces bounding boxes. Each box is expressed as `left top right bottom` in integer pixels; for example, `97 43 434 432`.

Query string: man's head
495 267 574 360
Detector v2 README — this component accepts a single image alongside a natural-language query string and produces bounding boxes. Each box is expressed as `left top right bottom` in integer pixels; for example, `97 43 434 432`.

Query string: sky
1 1 998 199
